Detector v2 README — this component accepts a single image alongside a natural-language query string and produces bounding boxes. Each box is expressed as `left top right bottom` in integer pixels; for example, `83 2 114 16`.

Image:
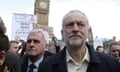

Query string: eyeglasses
27 39 40 43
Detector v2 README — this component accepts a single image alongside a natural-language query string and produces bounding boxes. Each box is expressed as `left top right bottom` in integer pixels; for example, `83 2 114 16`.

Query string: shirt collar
82 47 90 63
28 55 44 68
66 47 90 64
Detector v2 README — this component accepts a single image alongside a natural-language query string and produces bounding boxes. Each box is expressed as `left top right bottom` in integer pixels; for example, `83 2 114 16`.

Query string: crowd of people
95 42 120 62
0 9 120 72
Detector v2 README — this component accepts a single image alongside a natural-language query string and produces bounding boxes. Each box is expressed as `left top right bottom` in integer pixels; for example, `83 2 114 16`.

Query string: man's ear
61 30 63 36
88 26 93 40
87 26 94 46
61 30 64 40
0 50 6 65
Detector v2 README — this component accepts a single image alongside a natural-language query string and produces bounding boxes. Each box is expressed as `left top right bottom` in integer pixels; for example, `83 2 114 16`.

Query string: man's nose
72 23 80 31
29 41 35 45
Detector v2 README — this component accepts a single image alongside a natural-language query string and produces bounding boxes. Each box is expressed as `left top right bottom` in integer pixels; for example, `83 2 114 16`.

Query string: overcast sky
0 0 120 40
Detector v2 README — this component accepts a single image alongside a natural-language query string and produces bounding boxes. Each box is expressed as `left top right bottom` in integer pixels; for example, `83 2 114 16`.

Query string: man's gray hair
28 29 50 44
62 10 89 27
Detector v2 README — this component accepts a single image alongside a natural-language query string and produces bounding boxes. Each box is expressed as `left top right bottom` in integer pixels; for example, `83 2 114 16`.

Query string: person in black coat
21 29 53 72
39 45 120 72
0 16 21 72
38 10 120 72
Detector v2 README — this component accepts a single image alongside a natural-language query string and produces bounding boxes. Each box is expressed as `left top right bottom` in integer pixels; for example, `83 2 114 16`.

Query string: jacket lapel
52 48 67 72
22 55 29 72
87 45 102 72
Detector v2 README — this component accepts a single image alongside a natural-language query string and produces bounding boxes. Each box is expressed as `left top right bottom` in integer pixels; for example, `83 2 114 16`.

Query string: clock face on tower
39 1 47 9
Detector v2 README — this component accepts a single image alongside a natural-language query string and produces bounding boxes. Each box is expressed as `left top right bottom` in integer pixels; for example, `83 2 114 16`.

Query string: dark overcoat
22 51 54 72
38 45 120 72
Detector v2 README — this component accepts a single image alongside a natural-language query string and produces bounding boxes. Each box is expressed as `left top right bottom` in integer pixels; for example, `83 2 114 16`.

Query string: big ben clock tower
34 0 58 53
34 0 53 38
34 0 49 26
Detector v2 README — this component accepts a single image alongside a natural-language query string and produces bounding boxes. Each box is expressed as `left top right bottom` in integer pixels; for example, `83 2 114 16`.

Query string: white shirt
66 48 90 72
27 56 44 72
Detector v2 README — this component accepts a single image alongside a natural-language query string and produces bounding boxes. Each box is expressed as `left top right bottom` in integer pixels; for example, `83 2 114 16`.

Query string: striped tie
28 64 36 72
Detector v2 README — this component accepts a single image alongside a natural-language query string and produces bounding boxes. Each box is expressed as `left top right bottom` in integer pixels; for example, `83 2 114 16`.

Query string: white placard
11 13 37 41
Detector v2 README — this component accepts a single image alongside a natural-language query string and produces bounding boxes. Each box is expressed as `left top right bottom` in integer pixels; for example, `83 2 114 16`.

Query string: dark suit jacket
6 51 22 72
22 51 54 72
38 45 120 72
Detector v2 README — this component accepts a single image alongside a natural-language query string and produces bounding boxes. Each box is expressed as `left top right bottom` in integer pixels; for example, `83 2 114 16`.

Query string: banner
11 13 37 41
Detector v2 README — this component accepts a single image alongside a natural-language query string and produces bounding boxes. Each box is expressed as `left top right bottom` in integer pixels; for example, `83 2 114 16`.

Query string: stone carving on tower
34 0 53 38
34 0 49 26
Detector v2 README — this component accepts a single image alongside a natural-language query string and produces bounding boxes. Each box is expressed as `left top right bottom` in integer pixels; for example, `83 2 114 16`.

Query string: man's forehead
63 12 88 26
63 11 88 24
28 32 42 38
112 44 120 47
67 12 86 18
29 32 42 35
65 13 87 21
